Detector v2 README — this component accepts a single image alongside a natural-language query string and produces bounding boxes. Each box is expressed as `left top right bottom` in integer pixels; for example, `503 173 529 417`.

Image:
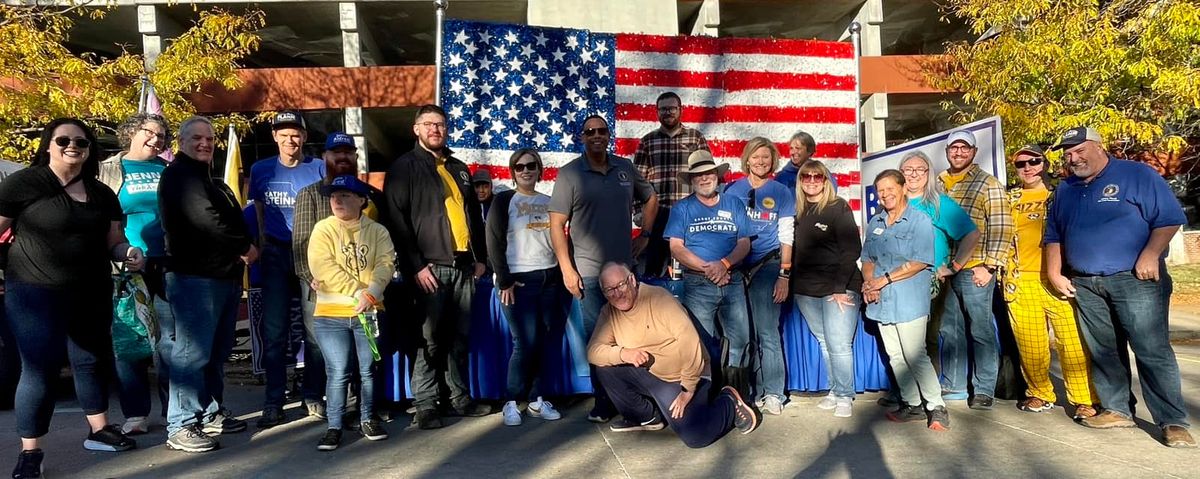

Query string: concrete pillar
842 0 886 154
690 0 719 37
137 4 182 72
339 2 368 173
528 0 678 35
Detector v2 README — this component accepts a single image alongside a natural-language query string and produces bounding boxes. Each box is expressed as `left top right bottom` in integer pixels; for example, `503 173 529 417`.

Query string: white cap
946 129 977 148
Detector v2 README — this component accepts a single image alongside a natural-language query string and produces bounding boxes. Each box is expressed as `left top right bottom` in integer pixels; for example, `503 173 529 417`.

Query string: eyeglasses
657 106 680 113
1014 158 1044 169
602 277 633 296
53 136 90 148
583 127 610 137
417 121 446 130
513 162 539 173
140 128 167 141
947 145 975 153
901 167 929 175
799 173 825 183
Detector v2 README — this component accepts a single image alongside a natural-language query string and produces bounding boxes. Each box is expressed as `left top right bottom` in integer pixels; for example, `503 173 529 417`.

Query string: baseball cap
325 132 356 150
1013 144 1045 158
321 175 370 198
471 169 492 184
1049 127 1102 151
946 129 977 148
272 110 307 130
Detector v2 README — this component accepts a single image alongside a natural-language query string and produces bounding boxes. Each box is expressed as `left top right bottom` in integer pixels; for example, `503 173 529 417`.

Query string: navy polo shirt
1044 158 1186 276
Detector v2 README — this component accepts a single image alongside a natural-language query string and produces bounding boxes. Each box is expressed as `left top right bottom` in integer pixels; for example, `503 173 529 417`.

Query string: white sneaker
502 401 522 426
833 397 853 418
761 395 784 415
527 397 562 421
816 392 837 410
121 416 150 435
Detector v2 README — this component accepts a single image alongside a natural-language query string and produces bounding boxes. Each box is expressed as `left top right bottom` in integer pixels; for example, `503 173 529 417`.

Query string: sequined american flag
440 19 861 208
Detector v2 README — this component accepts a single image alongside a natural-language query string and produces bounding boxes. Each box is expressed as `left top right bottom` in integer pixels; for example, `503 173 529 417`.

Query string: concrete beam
137 4 185 72
528 0 678 35
689 0 719 37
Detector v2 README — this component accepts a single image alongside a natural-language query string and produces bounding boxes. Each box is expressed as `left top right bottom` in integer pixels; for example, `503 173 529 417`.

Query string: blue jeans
298 281 326 403
745 259 785 400
165 273 241 435
5 279 112 438
500 268 570 401
580 276 612 408
1073 271 1188 428
796 291 861 398
408 264 474 410
939 269 999 397
313 317 375 430
114 294 173 419
260 242 299 408
595 366 736 449
682 272 750 367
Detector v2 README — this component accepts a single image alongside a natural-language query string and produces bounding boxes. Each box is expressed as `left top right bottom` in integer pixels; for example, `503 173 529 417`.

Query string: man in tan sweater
587 262 759 448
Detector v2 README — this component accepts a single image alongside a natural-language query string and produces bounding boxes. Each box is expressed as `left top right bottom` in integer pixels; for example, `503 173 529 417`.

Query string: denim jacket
860 206 935 324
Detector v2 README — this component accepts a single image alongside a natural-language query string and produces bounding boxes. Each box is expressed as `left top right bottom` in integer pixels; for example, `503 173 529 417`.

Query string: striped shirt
938 164 1014 269
633 126 709 207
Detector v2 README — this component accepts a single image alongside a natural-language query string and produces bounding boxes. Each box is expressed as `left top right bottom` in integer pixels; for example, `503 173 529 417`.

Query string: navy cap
325 132 356 150
1013 144 1045 158
321 175 370 198
1049 126 1102 151
471 169 492 184
272 110 306 130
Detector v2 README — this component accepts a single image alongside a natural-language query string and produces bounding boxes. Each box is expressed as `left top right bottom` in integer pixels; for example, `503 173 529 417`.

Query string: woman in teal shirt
98 113 175 436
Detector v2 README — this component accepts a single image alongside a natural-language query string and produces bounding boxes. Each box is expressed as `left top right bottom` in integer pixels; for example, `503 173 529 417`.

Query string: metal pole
434 0 447 106
137 76 148 114
849 22 862 155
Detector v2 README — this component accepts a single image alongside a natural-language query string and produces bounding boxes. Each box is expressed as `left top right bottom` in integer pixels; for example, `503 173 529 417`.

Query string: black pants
595 366 735 448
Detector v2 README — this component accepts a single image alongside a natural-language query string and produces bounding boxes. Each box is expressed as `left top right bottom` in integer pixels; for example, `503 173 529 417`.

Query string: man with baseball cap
936 128 1013 411
251 110 327 428
471 169 495 220
664 150 753 396
1044 126 1194 447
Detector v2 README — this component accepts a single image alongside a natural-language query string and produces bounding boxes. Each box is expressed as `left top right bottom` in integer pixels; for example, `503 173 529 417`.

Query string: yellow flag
223 124 244 206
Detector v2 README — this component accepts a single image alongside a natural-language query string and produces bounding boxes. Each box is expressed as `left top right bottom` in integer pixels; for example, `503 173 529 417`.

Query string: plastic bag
112 272 157 362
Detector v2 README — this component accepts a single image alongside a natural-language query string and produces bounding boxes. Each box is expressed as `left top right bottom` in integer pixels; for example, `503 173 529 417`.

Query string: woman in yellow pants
1003 144 1096 419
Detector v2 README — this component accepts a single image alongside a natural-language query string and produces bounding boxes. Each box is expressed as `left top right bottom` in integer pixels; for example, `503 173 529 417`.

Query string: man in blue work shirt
1044 126 1194 448
250 110 327 428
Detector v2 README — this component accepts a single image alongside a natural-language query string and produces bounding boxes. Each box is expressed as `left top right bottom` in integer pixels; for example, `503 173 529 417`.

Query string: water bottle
670 258 683 281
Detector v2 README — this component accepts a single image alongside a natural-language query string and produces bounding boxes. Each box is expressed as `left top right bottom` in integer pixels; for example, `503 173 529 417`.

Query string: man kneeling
587 262 759 448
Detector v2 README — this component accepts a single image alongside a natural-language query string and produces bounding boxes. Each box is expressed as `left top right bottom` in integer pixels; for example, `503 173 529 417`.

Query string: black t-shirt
0 165 122 287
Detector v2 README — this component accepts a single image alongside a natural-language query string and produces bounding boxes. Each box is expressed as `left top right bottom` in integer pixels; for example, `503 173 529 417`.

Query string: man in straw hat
664 150 753 396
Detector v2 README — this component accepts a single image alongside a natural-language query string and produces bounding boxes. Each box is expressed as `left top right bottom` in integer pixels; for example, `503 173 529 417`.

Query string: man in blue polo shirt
250 110 327 428
665 150 752 396
1044 126 1194 448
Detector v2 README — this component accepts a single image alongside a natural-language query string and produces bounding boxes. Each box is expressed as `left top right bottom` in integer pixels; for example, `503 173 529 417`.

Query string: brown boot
1080 410 1135 429
1162 425 1197 448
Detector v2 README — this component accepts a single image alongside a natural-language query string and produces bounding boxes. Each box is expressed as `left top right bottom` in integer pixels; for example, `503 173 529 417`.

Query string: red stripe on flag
848 199 862 210
614 139 858 161
617 104 855 125
615 34 855 59
470 164 560 181
615 68 856 92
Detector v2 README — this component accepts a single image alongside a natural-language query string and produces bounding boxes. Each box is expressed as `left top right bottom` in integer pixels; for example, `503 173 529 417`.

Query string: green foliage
0 2 264 161
935 0 1200 165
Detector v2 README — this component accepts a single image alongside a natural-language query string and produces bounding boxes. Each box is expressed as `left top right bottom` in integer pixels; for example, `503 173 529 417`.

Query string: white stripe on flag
615 85 859 109
454 148 580 169
614 51 856 77
614 121 858 146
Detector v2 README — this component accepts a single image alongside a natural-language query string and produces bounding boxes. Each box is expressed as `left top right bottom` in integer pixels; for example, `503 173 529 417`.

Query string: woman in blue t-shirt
97 113 176 436
723 138 794 415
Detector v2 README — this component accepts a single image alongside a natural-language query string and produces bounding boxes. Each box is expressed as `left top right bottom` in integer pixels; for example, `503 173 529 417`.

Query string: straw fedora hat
676 150 730 183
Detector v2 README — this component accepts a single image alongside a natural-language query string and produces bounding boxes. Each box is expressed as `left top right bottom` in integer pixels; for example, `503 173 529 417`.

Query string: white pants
878 317 945 409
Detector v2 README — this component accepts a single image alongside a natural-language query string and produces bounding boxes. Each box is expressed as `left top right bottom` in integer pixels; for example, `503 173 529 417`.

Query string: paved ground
4 338 1200 477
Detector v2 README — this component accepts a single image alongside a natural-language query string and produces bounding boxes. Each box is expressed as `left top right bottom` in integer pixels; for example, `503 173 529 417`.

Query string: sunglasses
1014 158 1044 169
799 173 825 183
513 162 540 173
583 127 610 137
53 136 90 148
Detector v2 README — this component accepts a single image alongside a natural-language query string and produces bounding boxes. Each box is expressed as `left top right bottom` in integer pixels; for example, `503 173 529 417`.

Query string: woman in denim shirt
860 170 948 431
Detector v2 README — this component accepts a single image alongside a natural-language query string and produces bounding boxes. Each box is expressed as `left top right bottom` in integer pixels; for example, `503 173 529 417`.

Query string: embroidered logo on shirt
1099 184 1120 203
814 222 828 231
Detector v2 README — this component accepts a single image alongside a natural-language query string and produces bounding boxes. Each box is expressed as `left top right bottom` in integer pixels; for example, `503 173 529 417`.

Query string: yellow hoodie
308 215 395 318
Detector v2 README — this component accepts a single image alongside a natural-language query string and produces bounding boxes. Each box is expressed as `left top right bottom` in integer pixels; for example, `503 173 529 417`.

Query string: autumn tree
934 0 1200 176
0 1 265 161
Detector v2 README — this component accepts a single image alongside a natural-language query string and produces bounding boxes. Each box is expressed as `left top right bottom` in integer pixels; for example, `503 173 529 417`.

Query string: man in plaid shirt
935 129 1014 411
634 91 710 277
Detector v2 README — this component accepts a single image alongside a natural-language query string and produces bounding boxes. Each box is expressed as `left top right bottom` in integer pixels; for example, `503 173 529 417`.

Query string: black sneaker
11 449 43 479
587 403 616 424
306 400 327 420
415 409 444 430
886 404 926 423
969 394 995 411
256 407 285 429
450 400 492 417
316 429 341 451
203 408 247 435
876 393 900 408
609 415 665 432
166 424 219 453
927 406 951 431
361 420 389 441
722 385 759 435
83 425 136 452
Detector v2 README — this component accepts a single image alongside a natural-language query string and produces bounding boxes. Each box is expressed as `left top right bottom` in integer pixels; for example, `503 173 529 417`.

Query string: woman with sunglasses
1003 144 1096 419
0 118 145 477
97 113 175 436
486 149 568 426
722 137 794 415
789 160 862 418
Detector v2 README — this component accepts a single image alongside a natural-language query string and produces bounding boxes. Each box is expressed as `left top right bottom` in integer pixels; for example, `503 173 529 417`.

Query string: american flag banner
440 19 860 209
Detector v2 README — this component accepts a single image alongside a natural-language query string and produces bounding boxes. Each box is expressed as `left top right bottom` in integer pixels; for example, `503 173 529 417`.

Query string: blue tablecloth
385 280 892 401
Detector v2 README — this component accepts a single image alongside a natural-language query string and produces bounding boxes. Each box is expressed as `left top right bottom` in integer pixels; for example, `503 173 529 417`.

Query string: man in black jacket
382 104 489 429
158 116 258 453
